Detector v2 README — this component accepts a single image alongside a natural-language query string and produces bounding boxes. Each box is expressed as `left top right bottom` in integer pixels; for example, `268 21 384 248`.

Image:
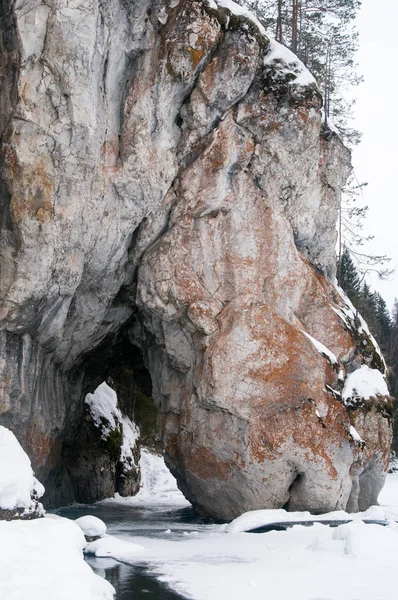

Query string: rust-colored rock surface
0 0 391 517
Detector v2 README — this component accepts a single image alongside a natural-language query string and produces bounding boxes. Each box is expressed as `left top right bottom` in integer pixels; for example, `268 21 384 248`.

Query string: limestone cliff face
0 0 392 518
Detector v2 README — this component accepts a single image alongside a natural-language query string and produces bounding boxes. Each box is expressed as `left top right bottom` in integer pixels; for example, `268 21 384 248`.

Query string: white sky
352 0 398 311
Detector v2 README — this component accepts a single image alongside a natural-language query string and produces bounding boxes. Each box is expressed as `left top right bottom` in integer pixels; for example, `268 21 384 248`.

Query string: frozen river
54 452 398 600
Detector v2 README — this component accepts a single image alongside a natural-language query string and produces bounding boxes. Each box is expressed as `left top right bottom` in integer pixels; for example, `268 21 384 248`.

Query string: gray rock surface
0 0 392 518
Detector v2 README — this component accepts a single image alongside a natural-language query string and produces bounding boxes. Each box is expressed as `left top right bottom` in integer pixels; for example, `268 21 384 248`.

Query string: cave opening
43 323 162 508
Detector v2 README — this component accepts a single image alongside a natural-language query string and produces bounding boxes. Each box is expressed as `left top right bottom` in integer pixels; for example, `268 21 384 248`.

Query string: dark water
55 503 205 599
85 557 187 600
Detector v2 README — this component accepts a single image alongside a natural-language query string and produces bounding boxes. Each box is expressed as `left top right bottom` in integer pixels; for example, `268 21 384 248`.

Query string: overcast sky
352 0 398 311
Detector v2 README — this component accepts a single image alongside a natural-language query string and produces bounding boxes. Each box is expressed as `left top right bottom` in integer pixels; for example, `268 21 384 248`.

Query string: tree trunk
291 0 299 53
276 0 283 43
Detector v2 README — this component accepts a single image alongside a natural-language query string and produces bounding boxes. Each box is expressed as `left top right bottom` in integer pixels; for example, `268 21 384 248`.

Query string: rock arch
0 0 391 519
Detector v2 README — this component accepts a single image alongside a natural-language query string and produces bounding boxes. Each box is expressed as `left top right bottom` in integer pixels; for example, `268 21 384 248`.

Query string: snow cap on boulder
75 515 107 540
0 426 44 520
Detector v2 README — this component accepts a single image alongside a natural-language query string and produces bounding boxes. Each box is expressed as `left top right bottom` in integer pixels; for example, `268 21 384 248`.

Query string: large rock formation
0 0 392 519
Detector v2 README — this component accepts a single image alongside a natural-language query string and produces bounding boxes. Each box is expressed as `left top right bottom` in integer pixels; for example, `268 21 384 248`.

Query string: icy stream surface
56 452 398 600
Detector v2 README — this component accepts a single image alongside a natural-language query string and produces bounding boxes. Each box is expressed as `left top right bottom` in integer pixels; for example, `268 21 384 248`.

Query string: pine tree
374 293 391 357
356 282 378 334
389 299 398 397
337 246 360 305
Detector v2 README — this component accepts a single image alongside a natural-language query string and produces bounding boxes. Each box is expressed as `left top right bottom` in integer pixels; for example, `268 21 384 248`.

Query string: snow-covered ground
0 514 114 600
92 451 398 600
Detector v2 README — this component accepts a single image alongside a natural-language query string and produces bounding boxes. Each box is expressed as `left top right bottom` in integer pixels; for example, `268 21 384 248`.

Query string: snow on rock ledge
343 366 390 406
0 426 44 520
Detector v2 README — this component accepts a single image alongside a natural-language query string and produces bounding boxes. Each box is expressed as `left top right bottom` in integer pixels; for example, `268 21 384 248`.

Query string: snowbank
0 425 44 517
0 515 114 600
225 503 398 534
85 536 145 561
342 365 389 403
101 448 190 508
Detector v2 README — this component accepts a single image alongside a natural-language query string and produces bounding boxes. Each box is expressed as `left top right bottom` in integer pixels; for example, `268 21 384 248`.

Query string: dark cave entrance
44 326 161 508
84 334 159 450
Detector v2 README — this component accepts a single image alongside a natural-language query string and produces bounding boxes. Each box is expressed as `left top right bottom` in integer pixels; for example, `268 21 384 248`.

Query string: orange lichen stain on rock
187 46 205 68
100 139 121 174
11 159 54 224
245 137 255 156
164 433 180 459
296 267 354 358
297 106 309 123
2 144 17 178
204 137 228 173
250 435 280 464
176 272 206 305
249 396 347 481
187 447 230 480
267 121 281 132
26 423 57 470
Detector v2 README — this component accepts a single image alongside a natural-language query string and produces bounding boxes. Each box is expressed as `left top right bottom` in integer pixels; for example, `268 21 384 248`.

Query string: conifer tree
337 246 360 305
389 299 398 397
374 293 391 357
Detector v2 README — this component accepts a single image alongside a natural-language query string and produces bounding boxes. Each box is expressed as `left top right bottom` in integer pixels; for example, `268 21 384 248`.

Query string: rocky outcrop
61 382 140 504
0 0 392 518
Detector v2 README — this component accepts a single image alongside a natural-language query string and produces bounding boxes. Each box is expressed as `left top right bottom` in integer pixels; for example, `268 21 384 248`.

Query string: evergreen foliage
389 300 398 398
338 246 360 304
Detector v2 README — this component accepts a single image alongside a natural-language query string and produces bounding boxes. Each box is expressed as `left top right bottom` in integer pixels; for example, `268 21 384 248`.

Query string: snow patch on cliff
350 425 364 444
85 383 122 439
215 0 267 35
302 330 338 365
264 39 317 87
